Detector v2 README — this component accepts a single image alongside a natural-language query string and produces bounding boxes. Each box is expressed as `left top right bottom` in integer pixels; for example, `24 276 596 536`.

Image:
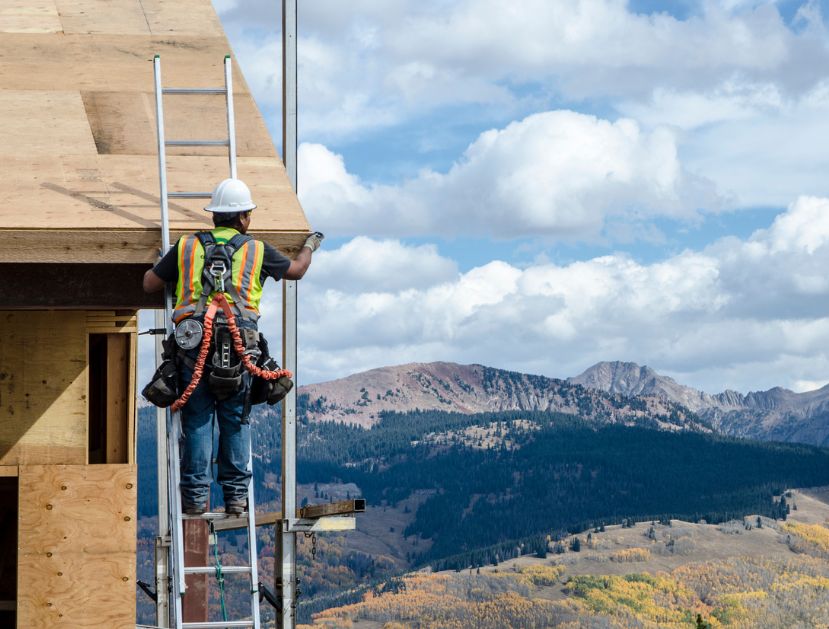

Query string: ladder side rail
245 453 261 629
154 54 186 628
167 418 185 626
224 55 238 179
154 55 172 258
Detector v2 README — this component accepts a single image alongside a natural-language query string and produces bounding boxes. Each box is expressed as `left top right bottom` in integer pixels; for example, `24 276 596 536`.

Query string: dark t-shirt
153 233 291 285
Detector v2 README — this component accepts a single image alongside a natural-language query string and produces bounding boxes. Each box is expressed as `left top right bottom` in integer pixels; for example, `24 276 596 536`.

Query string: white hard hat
204 178 257 213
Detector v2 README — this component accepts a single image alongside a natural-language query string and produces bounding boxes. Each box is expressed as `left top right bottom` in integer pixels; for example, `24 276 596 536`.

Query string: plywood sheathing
0 2 310 265
0 2 61 34
17 464 137 629
0 311 87 466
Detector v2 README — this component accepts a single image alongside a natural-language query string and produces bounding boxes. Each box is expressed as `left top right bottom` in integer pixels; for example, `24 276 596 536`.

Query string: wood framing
86 312 138 466
17 464 137 629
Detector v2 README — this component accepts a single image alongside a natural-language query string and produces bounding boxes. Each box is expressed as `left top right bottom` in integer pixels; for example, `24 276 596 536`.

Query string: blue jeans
178 362 252 507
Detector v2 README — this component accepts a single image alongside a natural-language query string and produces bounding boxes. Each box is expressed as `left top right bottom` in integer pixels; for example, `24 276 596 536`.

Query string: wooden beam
0 229 308 264
211 510 281 532
127 330 137 463
0 264 160 309
299 499 366 519
211 502 366 532
0 466 17 477
105 334 129 464
183 520 209 623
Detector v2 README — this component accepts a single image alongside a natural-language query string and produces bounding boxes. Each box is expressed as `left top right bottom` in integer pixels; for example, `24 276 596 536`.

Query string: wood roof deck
0 0 309 268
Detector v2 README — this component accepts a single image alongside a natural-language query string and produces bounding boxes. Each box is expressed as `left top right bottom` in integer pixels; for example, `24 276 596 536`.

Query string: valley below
136 360 829 627
304 487 829 628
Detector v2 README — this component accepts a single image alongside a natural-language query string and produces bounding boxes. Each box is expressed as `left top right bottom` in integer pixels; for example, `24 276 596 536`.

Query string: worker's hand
303 231 325 253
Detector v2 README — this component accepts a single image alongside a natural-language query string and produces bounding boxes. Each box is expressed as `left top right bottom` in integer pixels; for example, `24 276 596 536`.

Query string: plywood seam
135 0 152 33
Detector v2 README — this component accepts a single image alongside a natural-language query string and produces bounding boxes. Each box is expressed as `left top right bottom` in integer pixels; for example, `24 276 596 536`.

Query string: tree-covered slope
298 409 829 567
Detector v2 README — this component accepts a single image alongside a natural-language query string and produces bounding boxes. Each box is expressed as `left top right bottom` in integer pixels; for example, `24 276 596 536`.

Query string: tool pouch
141 334 179 407
249 333 294 406
207 325 243 400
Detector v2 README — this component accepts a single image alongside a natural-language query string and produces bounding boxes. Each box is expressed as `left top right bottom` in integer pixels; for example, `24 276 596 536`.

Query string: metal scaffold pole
278 0 299 627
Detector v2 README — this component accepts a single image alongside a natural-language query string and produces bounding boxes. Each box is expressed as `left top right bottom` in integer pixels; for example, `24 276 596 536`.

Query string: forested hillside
298 409 829 570
136 384 829 625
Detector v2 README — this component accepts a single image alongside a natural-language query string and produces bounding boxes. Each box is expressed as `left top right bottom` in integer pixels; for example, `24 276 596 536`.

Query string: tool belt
142 320 292 408
249 333 294 406
141 334 180 408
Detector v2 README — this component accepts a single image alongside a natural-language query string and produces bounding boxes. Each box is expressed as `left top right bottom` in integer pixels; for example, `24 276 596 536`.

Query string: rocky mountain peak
568 361 664 397
298 361 704 432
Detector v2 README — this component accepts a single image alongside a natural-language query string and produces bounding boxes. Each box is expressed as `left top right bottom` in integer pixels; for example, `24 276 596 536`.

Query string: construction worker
143 177 322 515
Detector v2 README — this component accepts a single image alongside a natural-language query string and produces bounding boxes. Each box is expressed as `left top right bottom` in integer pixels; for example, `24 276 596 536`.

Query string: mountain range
298 360 829 446
568 361 829 446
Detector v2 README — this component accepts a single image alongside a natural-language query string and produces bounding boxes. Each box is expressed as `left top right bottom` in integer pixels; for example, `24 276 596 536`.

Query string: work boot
225 498 247 516
183 502 207 516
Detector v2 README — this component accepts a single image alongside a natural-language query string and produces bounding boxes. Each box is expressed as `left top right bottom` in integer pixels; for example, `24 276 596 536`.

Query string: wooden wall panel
0 312 87 466
82 91 277 157
0 1 61 34
0 34 245 93
55 0 151 35
17 464 136 629
141 0 224 37
0 91 98 156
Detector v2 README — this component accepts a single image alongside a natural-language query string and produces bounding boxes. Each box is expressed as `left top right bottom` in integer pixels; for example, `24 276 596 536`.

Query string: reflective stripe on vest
172 228 266 323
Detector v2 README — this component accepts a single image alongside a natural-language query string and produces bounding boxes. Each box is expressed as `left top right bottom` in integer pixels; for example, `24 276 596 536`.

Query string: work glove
303 231 325 253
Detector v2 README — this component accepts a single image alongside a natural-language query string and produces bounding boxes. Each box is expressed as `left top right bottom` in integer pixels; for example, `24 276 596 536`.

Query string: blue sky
192 0 829 394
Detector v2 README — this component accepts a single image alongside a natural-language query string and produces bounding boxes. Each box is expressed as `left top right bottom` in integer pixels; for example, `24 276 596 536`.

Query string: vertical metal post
224 55 238 180
154 313 171 626
278 0 298 627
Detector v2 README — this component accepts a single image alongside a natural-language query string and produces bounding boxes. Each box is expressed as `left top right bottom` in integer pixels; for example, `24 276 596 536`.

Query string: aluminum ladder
153 54 261 629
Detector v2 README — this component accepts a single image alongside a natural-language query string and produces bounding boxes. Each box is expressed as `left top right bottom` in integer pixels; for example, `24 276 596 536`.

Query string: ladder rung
168 192 213 199
184 565 251 575
182 622 254 628
182 511 247 521
163 87 227 95
166 140 229 147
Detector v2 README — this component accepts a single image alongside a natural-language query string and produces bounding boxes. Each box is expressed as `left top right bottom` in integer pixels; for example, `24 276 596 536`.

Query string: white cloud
291 196 829 393
216 0 829 140
299 111 719 240
615 79 829 206
214 0 829 218
308 237 458 292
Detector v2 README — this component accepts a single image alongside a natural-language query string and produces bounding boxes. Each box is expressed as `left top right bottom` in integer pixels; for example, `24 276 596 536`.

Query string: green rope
210 521 229 622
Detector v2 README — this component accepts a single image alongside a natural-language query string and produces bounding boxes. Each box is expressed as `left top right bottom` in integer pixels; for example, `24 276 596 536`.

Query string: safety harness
171 292 292 411
194 231 254 322
168 232 292 412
